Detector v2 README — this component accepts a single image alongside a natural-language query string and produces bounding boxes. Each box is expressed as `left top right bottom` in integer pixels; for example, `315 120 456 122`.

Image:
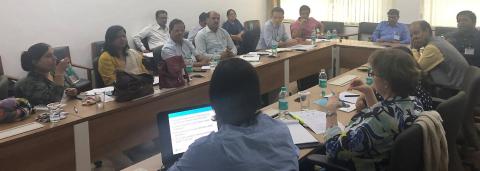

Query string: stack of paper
282 120 319 148
289 44 316 51
265 48 293 53
248 52 271 56
338 92 359 113
239 54 260 62
328 75 358 86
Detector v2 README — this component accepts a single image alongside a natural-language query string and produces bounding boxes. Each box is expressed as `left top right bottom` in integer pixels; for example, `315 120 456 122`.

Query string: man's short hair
457 10 477 23
271 7 284 15
299 5 310 13
169 19 184 33
199 12 208 22
156 10 168 18
388 9 400 16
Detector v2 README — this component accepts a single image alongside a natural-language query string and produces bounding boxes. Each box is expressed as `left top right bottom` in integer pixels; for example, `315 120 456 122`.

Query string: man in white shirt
187 12 208 44
195 11 237 60
133 10 170 52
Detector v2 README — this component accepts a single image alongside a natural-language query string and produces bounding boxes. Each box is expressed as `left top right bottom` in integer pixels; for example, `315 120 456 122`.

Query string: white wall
0 0 267 78
392 0 422 24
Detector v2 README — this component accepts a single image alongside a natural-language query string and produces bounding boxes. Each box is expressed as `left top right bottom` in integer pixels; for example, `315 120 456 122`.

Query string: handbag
113 70 154 102
158 56 189 88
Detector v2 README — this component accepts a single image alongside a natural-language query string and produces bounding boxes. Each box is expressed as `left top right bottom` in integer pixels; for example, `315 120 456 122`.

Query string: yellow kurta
98 49 148 86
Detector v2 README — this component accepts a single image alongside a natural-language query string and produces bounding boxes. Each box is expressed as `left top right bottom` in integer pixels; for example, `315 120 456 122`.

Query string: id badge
393 35 400 41
465 47 475 55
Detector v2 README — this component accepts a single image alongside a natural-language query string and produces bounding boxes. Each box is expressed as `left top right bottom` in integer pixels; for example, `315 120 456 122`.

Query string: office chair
434 26 457 37
358 22 378 41
242 20 261 54
91 41 106 88
53 46 93 92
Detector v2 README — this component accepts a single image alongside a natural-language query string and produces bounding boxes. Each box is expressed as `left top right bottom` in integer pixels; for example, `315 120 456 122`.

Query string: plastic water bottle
326 30 332 40
366 67 374 86
271 40 278 57
319 69 328 97
311 30 317 45
185 57 194 73
332 29 338 39
278 86 288 119
66 66 79 84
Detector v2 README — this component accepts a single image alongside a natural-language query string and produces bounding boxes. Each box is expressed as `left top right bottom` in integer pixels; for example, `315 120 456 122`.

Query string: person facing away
162 19 210 67
222 9 245 47
15 43 78 106
372 9 411 44
290 5 324 39
98 25 149 86
410 20 469 90
133 10 170 53
168 58 299 171
195 11 237 60
323 49 424 171
257 7 299 50
187 12 208 44
446 10 480 67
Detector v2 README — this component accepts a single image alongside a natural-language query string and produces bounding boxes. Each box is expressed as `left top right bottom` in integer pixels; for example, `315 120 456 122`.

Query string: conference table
0 39 401 171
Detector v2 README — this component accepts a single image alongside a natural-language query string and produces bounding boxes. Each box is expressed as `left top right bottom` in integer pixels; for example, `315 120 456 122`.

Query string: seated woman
222 9 244 50
168 58 299 171
324 49 424 171
98 25 149 86
15 43 78 106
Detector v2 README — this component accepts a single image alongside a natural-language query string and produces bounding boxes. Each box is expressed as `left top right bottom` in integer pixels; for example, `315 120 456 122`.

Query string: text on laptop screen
168 106 218 155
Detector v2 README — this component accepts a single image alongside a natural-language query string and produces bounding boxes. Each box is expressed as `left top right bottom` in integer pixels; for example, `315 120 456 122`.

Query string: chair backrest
183 31 189 39
322 21 345 34
460 66 480 150
0 75 9 100
243 20 261 54
91 41 105 88
437 91 467 171
358 22 378 41
434 26 457 37
53 46 71 60
0 55 4 76
388 124 423 171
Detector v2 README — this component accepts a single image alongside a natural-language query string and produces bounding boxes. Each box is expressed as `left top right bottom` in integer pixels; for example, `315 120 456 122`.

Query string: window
280 0 393 24
423 0 480 27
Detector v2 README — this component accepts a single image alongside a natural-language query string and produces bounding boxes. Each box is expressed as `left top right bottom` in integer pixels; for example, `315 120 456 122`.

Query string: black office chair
143 45 163 75
91 41 106 88
242 20 261 53
434 26 457 37
321 21 345 35
135 37 150 52
307 124 424 171
358 22 378 41
53 46 93 92
437 91 467 171
460 66 480 150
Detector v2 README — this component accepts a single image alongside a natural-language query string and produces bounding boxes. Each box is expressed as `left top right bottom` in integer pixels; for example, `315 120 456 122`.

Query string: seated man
372 9 411 44
168 58 299 171
446 10 480 67
133 10 170 52
195 11 237 60
257 7 298 49
162 19 210 67
410 20 469 90
187 12 208 44
290 5 324 39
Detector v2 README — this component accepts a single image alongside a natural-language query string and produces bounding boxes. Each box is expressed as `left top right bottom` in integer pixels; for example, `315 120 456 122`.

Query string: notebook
282 120 320 148
290 110 326 134
289 45 316 51
265 48 293 53
328 75 358 86
239 54 260 62
0 122 44 140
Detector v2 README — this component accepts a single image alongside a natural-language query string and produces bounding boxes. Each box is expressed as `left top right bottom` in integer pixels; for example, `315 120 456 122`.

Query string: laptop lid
157 105 218 169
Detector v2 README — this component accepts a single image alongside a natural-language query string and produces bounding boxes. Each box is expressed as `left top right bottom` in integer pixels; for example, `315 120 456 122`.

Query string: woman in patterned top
324 49 424 171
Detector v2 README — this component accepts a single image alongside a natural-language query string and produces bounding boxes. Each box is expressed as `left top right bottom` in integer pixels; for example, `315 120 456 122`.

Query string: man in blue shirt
168 58 299 171
372 9 411 44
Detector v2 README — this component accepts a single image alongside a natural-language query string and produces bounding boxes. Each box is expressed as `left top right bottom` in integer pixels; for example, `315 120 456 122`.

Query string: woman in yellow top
98 25 149 86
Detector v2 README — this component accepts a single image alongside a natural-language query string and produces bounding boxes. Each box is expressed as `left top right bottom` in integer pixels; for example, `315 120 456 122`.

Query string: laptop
157 105 218 170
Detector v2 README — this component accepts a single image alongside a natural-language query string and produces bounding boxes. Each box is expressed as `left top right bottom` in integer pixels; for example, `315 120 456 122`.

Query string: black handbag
113 70 154 102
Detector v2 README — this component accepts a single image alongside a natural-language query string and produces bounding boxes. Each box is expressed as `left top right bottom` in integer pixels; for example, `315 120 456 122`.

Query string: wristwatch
326 110 337 117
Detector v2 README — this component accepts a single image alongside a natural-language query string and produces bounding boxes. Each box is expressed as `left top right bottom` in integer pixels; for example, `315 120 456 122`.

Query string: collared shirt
161 38 199 62
446 29 480 67
15 72 65 106
412 37 469 90
187 25 204 44
133 23 170 51
257 20 291 50
290 17 322 39
372 21 411 44
194 26 237 59
325 96 423 171
168 114 300 171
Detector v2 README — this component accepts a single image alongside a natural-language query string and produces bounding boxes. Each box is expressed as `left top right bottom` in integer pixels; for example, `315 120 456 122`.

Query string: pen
344 95 360 97
73 106 78 114
288 113 305 125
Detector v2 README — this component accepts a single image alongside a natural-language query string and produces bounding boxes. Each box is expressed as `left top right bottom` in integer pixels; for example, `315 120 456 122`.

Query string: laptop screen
168 106 218 155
